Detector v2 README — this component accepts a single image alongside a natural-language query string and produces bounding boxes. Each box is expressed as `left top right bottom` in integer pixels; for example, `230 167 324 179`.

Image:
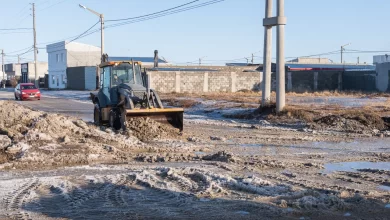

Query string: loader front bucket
125 108 184 131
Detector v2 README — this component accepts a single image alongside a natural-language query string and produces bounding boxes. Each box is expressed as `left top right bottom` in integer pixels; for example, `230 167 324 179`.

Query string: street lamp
79 4 104 62
341 43 351 64
199 56 207 66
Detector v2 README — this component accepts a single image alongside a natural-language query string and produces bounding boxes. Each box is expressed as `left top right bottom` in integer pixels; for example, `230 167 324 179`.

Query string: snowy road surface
0 89 93 121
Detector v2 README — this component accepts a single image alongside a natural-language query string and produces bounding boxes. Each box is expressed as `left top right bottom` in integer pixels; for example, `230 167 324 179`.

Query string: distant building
46 41 101 89
255 63 374 72
373 55 390 64
288 57 331 64
4 63 21 80
226 63 260 67
5 62 48 81
107 57 170 67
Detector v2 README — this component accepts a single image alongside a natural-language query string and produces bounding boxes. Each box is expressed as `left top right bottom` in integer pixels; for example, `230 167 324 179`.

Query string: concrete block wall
148 69 380 94
236 72 263 91
149 70 262 93
150 72 176 93
208 72 232 92
180 72 204 93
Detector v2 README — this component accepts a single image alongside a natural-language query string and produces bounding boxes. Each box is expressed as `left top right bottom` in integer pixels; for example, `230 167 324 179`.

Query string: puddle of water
240 143 263 148
378 185 390 192
199 198 210 202
323 162 390 174
235 211 250 215
344 212 352 217
194 151 207 156
289 97 387 108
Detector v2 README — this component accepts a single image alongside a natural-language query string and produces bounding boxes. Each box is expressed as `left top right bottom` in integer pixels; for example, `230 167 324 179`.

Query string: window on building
61 75 66 84
56 54 59 63
52 76 55 85
61 53 64 62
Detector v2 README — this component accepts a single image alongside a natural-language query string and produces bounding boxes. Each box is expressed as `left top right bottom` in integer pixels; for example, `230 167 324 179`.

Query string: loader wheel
94 104 102 126
109 109 122 130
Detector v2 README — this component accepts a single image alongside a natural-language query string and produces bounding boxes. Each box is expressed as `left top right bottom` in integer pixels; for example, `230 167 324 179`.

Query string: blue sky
0 0 389 65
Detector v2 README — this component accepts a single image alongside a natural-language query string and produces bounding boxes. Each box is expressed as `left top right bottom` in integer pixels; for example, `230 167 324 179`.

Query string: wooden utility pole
32 3 39 87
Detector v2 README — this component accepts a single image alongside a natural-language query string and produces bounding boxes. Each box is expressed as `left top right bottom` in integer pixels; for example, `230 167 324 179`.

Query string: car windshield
112 63 142 86
21 85 37 90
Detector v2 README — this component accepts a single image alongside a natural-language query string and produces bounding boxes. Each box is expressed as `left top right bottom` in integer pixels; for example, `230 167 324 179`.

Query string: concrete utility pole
276 0 286 112
261 0 273 107
251 53 254 64
357 57 360 64
262 0 287 112
1 49 4 88
341 43 350 64
32 3 39 88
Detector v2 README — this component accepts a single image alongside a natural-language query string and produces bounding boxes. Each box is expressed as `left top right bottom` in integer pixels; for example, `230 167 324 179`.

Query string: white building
46 41 100 89
373 55 390 64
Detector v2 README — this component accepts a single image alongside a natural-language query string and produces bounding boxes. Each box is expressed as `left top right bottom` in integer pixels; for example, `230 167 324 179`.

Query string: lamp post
341 43 351 64
79 4 104 61
79 4 104 89
199 56 207 66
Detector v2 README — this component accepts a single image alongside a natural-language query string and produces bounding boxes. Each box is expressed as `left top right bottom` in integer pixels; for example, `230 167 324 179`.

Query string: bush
10 78 18 88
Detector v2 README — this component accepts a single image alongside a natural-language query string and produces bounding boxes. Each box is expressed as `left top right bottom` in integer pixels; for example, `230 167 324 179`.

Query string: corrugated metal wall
84 67 97 90
67 66 96 90
67 67 86 90
343 71 377 92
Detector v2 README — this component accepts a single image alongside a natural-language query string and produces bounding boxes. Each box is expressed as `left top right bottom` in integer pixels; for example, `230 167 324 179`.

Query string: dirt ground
0 92 390 220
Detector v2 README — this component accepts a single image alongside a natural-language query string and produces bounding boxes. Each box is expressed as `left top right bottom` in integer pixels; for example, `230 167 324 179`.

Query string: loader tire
94 104 102 126
109 109 122 130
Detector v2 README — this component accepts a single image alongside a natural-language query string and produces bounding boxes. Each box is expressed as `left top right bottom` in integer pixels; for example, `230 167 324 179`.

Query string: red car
14 83 41 101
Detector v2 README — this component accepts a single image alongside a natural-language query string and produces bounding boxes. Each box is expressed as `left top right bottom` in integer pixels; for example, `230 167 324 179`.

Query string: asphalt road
0 89 94 122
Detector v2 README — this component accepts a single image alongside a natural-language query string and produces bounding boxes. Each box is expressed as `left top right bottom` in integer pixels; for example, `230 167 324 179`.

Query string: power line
344 49 390 54
0 31 32 35
37 21 100 50
38 0 70 11
6 46 34 55
37 0 222 48
3 0 222 59
105 0 225 29
0 28 32 30
106 0 200 22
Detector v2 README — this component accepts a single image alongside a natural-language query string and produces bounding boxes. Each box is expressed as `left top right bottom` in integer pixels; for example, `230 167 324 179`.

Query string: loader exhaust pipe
154 50 159 68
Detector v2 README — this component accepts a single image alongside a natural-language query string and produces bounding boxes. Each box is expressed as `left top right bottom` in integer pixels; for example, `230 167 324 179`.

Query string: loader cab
98 61 145 108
